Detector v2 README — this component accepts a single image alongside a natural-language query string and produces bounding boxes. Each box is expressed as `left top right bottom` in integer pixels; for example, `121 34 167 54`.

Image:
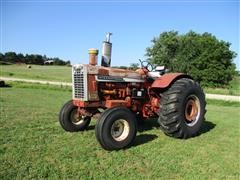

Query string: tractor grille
72 66 87 101
74 71 84 99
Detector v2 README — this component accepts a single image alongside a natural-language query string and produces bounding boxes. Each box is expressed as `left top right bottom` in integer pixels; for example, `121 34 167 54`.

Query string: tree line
0 52 70 65
146 31 237 87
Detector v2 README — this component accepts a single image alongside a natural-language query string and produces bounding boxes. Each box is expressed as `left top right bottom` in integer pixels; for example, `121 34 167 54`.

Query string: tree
4 52 18 63
146 31 237 87
32 54 44 65
53 57 67 65
17 53 25 63
112 66 128 69
1 52 70 66
66 60 71 65
129 63 139 70
0 53 4 62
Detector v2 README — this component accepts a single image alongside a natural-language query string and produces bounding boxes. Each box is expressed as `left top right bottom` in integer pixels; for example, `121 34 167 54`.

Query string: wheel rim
185 95 201 126
111 119 130 141
70 109 85 125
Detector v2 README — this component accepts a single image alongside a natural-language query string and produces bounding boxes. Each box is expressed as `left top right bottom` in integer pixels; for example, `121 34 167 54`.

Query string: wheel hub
71 109 84 125
111 119 130 141
185 95 201 126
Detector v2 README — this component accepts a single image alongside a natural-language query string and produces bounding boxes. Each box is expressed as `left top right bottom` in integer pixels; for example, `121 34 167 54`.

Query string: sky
1 0 239 69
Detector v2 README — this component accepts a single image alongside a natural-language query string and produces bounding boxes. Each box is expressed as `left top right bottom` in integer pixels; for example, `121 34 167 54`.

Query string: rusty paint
151 73 192 89
105 97 131 108
105 100 128 108
136 68 148 75
77 107 93 117
73 100 86 107
87 75 99 101
98 68 109 75
101 89 117 95
185 99 198 121
73 99 102 108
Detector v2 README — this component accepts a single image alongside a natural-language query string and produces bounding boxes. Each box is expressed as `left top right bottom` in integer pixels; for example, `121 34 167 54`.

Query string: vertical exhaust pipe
101 32 112 67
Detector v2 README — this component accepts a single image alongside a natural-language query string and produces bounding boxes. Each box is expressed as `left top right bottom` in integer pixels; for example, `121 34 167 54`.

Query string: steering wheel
139 59 154 72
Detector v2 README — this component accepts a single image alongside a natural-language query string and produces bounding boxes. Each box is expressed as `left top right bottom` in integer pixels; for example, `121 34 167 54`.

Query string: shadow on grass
137 118 159 132
87 119 214 146
133 134 158 147
87 125 95 131
199 120 216 135
87 118 160 132
0 83 12 88
87 124 158 148
137 119 216 135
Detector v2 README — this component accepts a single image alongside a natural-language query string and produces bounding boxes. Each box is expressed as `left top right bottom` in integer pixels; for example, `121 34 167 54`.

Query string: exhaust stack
101 32 112 67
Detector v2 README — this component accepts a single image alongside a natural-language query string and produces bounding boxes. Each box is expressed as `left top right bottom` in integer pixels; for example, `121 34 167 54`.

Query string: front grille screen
73 67 87 100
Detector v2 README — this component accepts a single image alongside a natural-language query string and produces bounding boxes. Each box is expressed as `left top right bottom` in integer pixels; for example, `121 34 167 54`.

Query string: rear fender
150 73 192 90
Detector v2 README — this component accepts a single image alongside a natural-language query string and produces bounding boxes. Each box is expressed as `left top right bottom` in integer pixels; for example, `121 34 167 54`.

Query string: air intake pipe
101 32 112 67
88 48 98 66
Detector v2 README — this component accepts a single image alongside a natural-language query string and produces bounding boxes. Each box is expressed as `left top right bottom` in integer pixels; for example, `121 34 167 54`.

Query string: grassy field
0 64 72 82
1 64 239 96
205 76 240 96
1 82 239 179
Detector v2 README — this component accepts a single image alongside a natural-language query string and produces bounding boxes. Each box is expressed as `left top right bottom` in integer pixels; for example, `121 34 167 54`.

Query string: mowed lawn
0 64 72 82
0 83 240 179
205 75 240 96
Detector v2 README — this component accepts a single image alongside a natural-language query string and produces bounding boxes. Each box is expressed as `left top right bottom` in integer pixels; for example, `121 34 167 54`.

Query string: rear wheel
59 100 91 132
95 107 137 151
158 78 206 138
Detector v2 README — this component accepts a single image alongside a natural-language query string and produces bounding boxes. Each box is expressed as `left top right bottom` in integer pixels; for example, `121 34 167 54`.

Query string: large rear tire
95 107 137 151
59 100 91 132
158 78 206 138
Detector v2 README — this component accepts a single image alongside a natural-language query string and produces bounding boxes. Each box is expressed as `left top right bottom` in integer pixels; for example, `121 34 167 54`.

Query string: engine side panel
72 64 148 109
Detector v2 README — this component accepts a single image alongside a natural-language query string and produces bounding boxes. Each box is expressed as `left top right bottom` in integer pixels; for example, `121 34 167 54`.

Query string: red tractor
59 33 206 151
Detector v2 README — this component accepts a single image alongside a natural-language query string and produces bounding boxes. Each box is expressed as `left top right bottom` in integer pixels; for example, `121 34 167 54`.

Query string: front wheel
59 100 91 132
95 107 137 151
158 78 206 138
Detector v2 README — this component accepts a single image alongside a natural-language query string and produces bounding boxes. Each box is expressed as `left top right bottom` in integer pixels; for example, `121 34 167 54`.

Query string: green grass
204 76 240 96
1 83 239 179
0 64 71 82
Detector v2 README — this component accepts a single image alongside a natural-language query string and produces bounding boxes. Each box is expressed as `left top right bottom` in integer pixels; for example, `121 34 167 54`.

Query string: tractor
59 33 206 151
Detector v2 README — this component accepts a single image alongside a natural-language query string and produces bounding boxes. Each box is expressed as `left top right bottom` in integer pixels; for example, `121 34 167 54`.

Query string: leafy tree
146 31 237 87
32 54 44 65
17 53 25 63
24 54 32 64
129 63 139 70
0 53 4 62
1 52 70 66
66 60 71 65
4 52 18 63
119 66 128 69
112 66 128 69
53 57 67 65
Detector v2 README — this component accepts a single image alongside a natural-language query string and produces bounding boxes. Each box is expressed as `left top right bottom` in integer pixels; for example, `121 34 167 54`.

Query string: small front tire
59 100 91 132
95 107 137 151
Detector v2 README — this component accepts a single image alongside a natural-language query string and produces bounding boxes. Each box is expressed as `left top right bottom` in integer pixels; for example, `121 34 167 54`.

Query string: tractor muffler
101 32 112 67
